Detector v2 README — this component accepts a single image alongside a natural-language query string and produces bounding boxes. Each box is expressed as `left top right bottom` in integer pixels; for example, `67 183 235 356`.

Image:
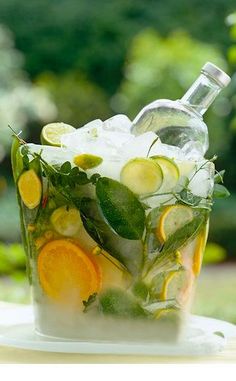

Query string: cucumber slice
120 158 163 195
151 156 179 191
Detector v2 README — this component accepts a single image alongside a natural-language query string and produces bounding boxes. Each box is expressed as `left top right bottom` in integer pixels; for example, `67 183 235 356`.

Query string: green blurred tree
0 24 56 161
37 71 111 128
0 0 234 94
113 29 231 156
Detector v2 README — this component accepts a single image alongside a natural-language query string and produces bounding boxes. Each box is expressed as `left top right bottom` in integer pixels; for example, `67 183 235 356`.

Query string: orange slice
156 205 193 243
18 169 42 209
38 239 101 306
192 220 209 276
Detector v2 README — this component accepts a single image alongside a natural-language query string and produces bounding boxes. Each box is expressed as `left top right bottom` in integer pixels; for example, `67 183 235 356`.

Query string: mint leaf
176 189 203 207
96 177 145 240
213 184 230 199
60 161 72 173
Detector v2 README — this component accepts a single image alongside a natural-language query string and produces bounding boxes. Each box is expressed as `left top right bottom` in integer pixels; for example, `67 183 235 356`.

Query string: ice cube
182 141 204 159
149 141 186 160
188 160 215 198
80 119 103 132
61 119 104 150
122 132 159 159
88 158 126 181
103 114 132 133
27 144 74 165
61 118 132 159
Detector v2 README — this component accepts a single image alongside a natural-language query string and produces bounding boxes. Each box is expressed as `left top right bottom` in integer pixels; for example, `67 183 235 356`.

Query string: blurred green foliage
203 242 227 264
37 71 111 127
0 242 25 275
0 0 235 93
0 25 56 160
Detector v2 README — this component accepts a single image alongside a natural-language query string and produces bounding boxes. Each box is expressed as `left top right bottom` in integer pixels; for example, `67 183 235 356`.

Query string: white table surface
0 302 236 364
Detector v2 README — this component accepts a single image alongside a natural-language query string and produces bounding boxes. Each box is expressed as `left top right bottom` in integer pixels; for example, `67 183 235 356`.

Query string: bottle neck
180 73 222 116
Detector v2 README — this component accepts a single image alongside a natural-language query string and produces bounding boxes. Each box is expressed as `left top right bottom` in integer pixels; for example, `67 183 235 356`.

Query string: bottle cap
201 62 231 88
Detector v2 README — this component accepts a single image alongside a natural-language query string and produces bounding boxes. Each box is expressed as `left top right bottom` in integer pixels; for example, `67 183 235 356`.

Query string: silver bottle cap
201 62 231 88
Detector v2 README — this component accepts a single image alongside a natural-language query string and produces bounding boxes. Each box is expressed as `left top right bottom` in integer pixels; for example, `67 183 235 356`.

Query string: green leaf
60 161 71 173
90 173 101 184
22 154 30 170
80 198 143 275
214 170 225 184
176 189 203 207
11 136 22 182
161 209 208 256
99 288 149 319
213 184 230 199
96 177 145 240
132 280 149 301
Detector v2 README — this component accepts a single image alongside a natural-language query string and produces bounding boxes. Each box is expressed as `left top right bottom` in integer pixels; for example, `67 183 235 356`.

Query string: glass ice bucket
12 136 214 342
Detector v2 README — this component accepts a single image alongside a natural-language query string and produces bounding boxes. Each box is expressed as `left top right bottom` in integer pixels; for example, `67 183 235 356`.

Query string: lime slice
120 158 163 195
40 122 76 146
74 153 103 170
50 205 82 236
156 205 193 243
151 156 179 191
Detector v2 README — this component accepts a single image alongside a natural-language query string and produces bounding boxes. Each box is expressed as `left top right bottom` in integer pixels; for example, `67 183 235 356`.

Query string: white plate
0 304 236 356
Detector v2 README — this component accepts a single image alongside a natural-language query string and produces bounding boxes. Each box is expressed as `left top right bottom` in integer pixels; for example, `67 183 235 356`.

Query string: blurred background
0 0 236 323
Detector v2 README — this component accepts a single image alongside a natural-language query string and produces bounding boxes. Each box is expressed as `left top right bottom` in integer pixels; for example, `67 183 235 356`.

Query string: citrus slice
120 158 163 195
50 206 82 237
40 122 76 146
192 220 209 276
156 205 193 243
151 156 179 191
38 239 101 306
18 169 42 209
73 153 103 170
160 271 176 300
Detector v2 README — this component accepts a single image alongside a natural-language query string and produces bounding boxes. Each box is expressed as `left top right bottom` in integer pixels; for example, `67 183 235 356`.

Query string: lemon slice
40 122 76 146
192 220 209 276
120 158 163 195
18 169 42 209
50 205 82 236
151 156 179 191
157 205 193 243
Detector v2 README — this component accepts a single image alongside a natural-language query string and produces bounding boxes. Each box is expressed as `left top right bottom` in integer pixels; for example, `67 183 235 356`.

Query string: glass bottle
131 62 231 157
